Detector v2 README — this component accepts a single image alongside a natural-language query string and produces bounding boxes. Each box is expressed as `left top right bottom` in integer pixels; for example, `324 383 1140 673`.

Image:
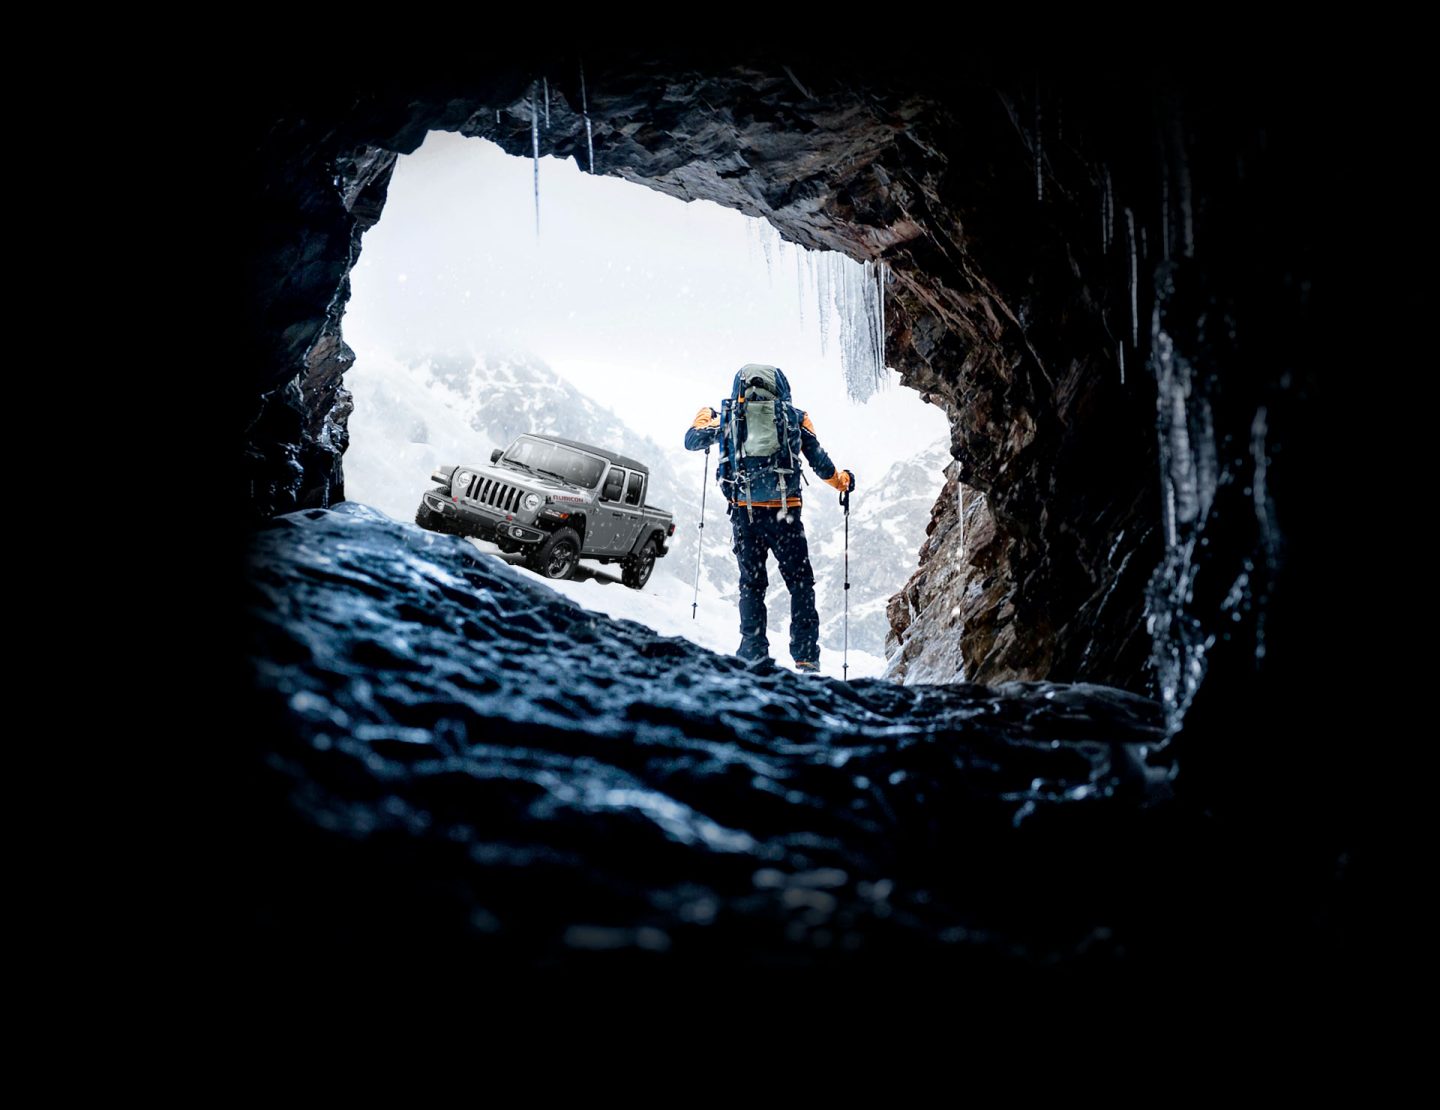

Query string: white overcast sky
344 129 949 480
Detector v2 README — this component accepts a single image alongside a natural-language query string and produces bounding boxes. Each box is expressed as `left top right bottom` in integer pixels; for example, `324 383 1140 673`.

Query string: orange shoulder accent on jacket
801 411 816 434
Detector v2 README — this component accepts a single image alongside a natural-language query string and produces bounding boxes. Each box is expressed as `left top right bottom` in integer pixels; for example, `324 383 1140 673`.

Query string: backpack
718 364 802 514
737 365 784 458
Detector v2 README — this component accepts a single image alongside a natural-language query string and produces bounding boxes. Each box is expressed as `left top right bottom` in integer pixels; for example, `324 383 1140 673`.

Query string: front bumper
419 492 546 544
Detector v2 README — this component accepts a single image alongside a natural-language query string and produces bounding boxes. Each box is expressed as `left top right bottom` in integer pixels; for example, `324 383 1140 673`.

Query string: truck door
589 466 625 552
610 471 646 552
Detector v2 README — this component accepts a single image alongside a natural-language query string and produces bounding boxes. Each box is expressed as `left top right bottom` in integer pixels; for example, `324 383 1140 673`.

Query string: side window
601 468 625 502
624 472 644 506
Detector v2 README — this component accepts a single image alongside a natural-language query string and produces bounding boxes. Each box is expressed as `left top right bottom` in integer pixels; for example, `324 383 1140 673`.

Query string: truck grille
466 474 524 513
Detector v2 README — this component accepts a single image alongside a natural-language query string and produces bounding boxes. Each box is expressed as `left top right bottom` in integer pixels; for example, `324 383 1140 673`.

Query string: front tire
529 527 581 581
622 538 658 590
415 500 461 535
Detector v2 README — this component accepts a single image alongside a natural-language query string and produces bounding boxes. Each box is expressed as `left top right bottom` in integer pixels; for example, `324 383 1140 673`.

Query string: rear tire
622 538 658 590
529 527 581 581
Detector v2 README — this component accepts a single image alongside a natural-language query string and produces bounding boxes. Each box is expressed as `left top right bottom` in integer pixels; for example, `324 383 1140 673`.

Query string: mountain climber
684 364 854 673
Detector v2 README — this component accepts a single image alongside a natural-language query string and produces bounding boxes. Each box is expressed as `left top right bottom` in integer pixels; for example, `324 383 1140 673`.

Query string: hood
731 363 792 403
475 459 585 492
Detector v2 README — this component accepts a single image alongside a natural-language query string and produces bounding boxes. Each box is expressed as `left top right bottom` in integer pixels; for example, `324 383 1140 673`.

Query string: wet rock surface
243 504 1233 976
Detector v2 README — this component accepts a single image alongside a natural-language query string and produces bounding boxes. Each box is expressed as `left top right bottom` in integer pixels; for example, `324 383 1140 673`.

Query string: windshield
502 437 607 488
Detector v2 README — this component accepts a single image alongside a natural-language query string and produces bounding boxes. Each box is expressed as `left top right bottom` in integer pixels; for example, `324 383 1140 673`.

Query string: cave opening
340 128 953 677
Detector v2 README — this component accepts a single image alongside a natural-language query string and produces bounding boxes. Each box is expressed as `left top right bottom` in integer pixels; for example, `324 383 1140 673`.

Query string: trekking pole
841 476 851 680
691 446 709 619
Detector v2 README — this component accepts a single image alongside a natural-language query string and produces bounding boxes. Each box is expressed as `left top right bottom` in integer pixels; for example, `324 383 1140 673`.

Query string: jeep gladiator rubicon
415 433 675 589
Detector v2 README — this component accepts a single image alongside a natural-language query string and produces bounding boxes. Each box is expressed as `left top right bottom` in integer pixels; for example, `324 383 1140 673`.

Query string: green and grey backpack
737 364 784 459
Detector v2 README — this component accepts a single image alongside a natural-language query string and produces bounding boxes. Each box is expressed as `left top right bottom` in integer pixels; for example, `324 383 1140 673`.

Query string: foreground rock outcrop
240 505 1370 980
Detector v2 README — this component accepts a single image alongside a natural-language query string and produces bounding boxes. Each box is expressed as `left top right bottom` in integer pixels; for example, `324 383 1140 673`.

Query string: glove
692 406 720 430
823 468 854 492
844 469 855 493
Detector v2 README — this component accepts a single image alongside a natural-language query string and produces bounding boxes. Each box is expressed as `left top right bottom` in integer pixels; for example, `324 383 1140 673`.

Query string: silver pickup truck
414 433 675 589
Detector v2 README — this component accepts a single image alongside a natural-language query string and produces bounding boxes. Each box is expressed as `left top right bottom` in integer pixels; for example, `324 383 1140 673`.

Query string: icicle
1125 206 1137 347
1034 82 1043 202
869 260 881 368
1103 167 1113 251
1118 340 1125 385
495 109 500 124
871 261 882 373
874 261 883 373
796 244 805 328
543 77 550 128
760 223 773 282
1175 123 1195 258
580 62 595 173
531 84 541 237
1161 159 1171 261
1100 169 1107 250
823 253 835 354
831 256 887 403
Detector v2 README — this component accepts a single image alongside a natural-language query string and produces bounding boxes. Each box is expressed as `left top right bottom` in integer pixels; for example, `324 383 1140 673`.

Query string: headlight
455 472 471 490
523 493 541 511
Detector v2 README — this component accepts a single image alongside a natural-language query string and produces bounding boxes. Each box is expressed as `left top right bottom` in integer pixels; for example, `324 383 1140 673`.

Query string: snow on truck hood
470 461 589 493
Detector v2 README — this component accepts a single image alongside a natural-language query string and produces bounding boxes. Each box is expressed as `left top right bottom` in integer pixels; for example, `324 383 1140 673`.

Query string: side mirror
491 449 503 463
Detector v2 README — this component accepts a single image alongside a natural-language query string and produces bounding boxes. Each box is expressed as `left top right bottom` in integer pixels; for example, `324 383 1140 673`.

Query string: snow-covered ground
461 532 888 679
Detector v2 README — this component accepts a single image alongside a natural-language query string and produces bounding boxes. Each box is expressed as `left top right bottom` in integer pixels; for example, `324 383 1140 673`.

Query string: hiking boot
794 660 822 676
737 637 771 664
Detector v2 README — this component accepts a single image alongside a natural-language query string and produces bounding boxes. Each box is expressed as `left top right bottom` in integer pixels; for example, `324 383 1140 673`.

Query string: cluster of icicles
504 66 893 406
747 217 890 404
511 72 594 237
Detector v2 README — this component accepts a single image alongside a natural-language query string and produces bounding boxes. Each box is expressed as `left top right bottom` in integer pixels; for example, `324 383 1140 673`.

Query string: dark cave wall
235 55 1178 697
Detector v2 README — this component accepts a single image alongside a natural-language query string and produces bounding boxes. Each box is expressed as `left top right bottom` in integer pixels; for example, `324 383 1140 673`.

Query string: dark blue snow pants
728 501 820 664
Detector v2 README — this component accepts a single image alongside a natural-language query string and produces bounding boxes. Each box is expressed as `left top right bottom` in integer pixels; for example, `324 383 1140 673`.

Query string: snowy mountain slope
812 439 954 653
346 346 682 519
343 347 944 674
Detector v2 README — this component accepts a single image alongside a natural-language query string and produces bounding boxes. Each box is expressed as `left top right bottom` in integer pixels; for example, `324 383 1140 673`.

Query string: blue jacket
684 365 845 506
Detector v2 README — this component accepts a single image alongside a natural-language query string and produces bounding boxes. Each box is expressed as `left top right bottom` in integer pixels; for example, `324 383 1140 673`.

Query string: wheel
622 538 658 590
529 527 581 580
415 500 460 535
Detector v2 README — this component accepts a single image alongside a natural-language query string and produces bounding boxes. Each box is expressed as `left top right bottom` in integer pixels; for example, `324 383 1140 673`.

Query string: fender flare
541 511 586 546
627 524 668 558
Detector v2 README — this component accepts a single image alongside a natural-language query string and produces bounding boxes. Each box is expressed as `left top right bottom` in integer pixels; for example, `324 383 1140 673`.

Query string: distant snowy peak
397 347 690 514
407 349 656 453
409 348 604 427
852 438 952 518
